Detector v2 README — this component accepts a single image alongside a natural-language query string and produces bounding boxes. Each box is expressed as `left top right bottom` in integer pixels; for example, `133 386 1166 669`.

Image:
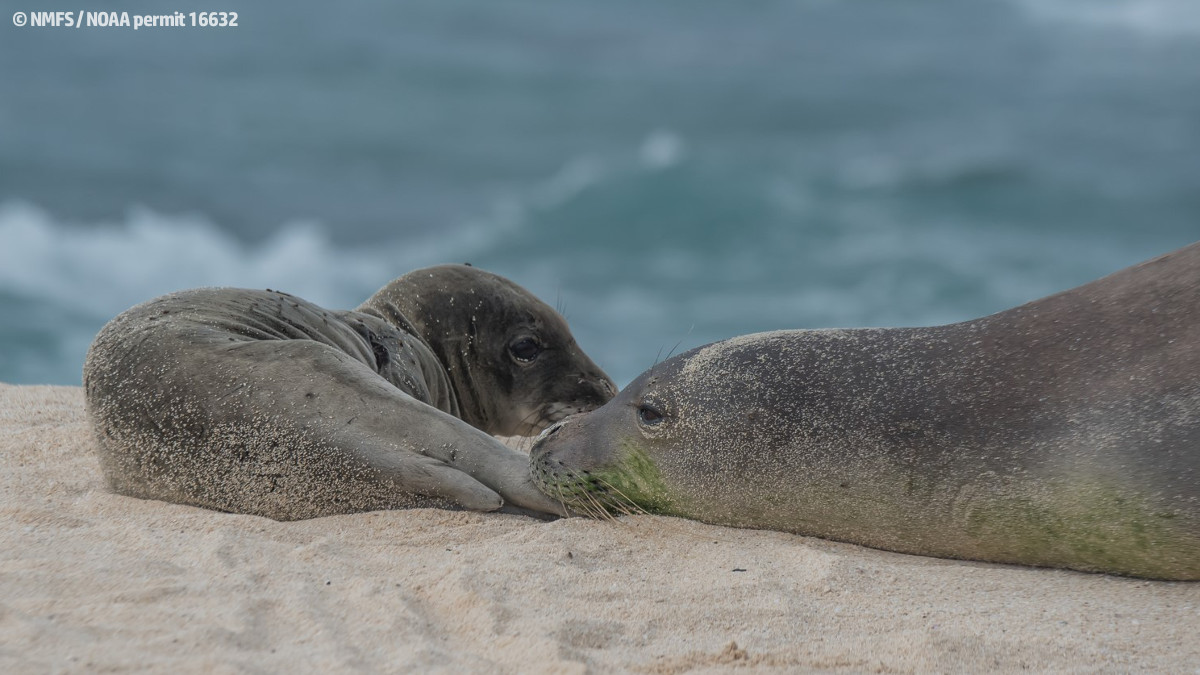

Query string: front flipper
90 334 566 520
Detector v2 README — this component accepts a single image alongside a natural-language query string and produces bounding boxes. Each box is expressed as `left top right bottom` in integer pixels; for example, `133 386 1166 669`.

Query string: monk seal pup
532 243 1200 579
84 264 615 520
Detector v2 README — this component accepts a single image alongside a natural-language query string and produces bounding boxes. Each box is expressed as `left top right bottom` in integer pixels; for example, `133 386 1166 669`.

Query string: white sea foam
1011 0 1200 39
529 157 605 210
639 130 686 170
0 201 441 320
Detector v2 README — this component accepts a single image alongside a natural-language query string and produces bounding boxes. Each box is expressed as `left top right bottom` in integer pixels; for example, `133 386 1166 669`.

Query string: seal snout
536 370 614 431
574 371 617 410
531 414 582 471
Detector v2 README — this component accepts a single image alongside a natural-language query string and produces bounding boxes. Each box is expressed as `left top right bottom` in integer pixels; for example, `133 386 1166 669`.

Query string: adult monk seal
532 243 1200 580
84 264 615 520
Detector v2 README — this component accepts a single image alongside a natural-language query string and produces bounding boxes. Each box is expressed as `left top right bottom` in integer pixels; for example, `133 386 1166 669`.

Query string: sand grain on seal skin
3 385 1200 672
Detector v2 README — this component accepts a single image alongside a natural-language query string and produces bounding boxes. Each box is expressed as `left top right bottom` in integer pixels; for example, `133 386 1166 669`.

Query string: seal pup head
360 264 616 437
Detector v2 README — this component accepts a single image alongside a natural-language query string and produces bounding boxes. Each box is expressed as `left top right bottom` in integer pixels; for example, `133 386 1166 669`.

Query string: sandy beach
2 383 1197 673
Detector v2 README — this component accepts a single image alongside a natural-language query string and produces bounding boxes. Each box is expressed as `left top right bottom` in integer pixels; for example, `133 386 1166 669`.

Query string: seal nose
540 418 569 439
574 371 617 406
532 417 571 461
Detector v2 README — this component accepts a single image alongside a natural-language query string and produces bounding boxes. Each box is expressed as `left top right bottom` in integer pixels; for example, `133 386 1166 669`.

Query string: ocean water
2 0 1198 387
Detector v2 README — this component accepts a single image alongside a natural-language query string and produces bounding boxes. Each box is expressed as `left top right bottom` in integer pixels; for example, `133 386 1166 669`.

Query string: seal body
84 265 614 520
532 244 1200 579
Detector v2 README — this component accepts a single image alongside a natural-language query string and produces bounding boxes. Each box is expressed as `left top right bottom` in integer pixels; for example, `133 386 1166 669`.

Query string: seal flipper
87 321 562 520
202 338 567 518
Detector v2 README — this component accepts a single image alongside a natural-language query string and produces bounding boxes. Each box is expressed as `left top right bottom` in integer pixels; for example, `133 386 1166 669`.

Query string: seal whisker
663 337 685 363
517 406 544 430
583 491 620 522
592 477 648 517
649 344 666 377
552 482 571 518
566 475 633 523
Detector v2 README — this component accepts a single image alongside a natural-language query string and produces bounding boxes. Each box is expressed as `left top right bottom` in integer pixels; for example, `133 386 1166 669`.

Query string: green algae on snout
961 479 1199 580
587 440 683 516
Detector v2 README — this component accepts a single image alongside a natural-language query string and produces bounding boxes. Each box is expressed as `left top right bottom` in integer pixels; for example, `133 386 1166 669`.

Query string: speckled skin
533 244 1200 579
84 265 614 520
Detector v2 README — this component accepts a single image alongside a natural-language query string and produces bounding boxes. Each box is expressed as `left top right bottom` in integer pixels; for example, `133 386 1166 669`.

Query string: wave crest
0 201 423 320
1012 0 1200 39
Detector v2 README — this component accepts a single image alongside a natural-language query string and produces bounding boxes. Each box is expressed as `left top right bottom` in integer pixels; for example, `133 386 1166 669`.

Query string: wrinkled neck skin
357 282 491 430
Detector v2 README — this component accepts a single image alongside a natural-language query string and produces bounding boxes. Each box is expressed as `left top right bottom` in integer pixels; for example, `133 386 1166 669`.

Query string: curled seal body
85 264 614 520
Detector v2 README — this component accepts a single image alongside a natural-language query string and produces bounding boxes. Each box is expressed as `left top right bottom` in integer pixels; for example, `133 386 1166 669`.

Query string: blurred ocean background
1 0 1198 387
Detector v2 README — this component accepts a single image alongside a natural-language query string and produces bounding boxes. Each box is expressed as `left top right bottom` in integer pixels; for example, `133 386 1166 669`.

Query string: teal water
1 0 1198 386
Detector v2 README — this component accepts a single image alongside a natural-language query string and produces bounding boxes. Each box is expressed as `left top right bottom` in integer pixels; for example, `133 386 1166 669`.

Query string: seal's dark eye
509 337 541 363
638 404 664 426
